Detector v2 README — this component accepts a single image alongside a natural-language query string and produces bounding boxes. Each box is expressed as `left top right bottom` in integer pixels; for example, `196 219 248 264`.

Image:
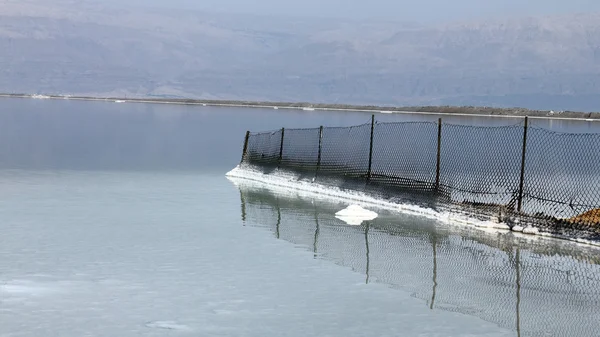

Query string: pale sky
115 0 600 22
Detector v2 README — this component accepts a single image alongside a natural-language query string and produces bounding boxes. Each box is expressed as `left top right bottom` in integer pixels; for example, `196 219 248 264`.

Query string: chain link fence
239 116 600 239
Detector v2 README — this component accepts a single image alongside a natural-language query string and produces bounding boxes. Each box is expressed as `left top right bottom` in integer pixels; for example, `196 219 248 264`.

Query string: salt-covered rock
335 205 378 225
522 226 540 235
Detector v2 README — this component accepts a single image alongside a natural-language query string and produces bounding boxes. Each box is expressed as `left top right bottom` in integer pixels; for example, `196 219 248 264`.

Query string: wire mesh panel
244 129 283 166
523 127 600 229
370 121 438 190
280 127 320 171
238 117 600 237
318 123 372 179
438 123 524 210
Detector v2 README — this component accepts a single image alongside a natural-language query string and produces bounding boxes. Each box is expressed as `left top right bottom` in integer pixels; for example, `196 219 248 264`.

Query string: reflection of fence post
430 233 438 310
239 189 247 223
278 127 285 166
365 222 370 284
316 126 323 177
367 114 375 182
435 118 442 192
517 117 529 212
241 130 250 163
515 247 522 337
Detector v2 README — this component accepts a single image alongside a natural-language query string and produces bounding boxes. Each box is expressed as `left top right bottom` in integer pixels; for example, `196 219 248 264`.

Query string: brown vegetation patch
568 209 600 226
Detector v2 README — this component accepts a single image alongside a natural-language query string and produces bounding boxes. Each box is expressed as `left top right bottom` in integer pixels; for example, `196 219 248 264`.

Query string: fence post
316 126 324 178
435 118 442 192
240 130 250 164
517 117 529 212
278 127 285 165
367 114 375 182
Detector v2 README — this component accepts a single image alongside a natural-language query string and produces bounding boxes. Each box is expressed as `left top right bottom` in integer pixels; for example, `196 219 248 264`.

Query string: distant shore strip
1 93 598 121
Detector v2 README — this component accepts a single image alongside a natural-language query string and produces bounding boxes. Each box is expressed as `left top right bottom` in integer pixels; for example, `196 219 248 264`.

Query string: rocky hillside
1 1 599 111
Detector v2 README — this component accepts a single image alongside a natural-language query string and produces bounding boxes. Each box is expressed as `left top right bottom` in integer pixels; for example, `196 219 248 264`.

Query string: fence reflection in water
232 178 600 337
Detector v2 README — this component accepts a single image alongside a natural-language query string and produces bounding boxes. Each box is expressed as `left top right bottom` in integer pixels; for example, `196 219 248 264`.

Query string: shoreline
1 93 599 121
226 165 600 248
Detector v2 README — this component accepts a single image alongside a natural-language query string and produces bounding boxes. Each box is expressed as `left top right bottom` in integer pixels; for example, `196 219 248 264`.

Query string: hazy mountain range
1 1 600 111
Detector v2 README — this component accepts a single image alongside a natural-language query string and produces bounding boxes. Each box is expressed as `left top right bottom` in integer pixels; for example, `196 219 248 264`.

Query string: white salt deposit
522 226 541 235
226 165 600 248
335 205 378 218
334 216 363 226
334 205 378 225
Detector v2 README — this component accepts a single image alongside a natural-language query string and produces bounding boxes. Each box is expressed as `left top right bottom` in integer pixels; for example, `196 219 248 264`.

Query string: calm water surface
1 98 599 337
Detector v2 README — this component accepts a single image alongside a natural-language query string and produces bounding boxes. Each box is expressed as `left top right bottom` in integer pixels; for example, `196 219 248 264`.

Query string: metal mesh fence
438 123 525 219
281 127 321 171
235 182 600 337
371 121 438 191
239 117 600 238
244 129 283 167
523 127 600 231
318 123 372 179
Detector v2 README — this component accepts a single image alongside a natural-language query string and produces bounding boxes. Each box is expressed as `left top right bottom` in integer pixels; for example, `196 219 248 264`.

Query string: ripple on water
145 321 192 331
0 280 61 296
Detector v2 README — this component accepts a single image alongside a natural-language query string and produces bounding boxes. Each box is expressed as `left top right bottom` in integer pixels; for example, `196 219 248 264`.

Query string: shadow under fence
239 116 600 240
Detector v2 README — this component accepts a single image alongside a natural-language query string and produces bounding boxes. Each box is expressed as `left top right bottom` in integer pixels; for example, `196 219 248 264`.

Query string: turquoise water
1 98 599 336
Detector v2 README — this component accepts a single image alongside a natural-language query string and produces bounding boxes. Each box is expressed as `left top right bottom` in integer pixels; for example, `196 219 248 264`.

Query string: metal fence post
316 126 324 178
435 118 442 192
367 114 375 182
240 130 250 163
278 127 285 165
517 117 529 212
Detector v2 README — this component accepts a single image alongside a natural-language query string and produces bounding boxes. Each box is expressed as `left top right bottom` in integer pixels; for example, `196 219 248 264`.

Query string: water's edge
226 165 600 248
2 93 598 121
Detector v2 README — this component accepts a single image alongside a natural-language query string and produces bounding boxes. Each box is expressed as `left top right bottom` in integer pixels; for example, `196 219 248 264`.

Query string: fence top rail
249 129 283 136
528 125 600 136
282 126 322 132
376 121 438 127
246 118 600 136
441 120 525 129
321 122 372 130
